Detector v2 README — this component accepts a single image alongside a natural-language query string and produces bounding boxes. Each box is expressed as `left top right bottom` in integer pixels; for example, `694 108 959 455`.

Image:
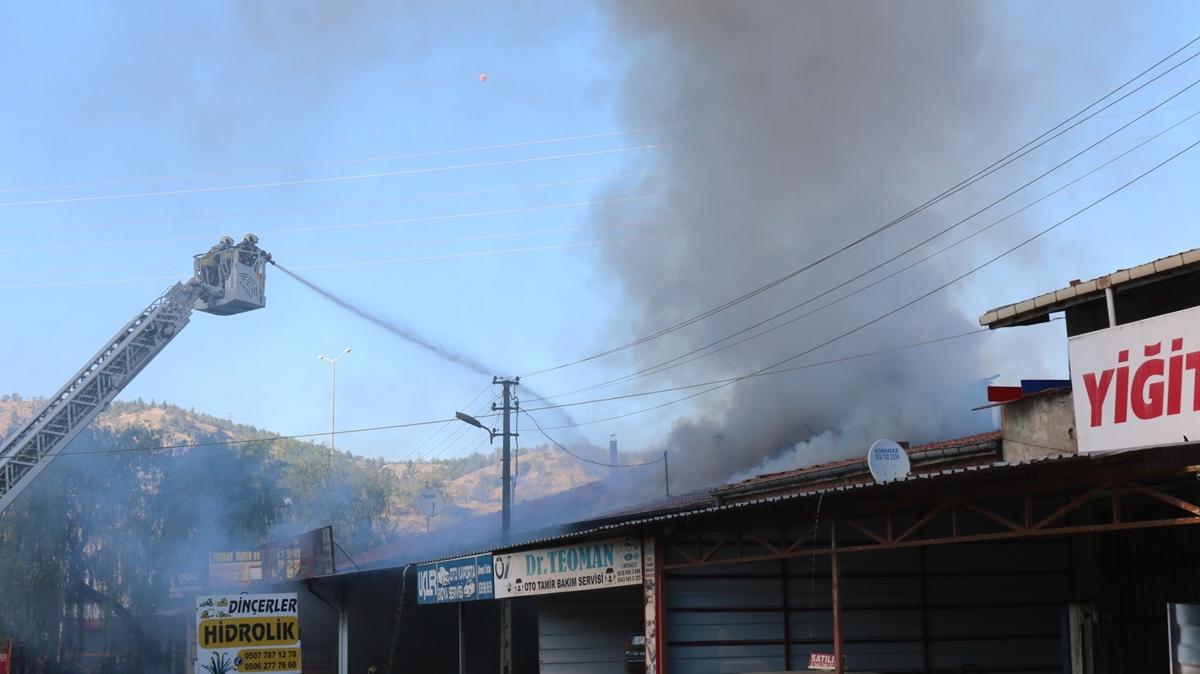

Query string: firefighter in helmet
197 235 235 286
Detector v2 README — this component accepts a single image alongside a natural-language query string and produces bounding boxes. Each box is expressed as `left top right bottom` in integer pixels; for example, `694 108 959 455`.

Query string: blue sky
3 2 1200 463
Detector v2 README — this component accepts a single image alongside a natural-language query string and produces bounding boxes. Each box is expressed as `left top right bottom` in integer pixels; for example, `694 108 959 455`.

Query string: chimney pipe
609 434 618 480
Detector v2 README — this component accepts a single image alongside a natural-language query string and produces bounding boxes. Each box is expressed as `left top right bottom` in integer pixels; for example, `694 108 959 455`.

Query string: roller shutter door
665 540 1069 673
538 586 642 673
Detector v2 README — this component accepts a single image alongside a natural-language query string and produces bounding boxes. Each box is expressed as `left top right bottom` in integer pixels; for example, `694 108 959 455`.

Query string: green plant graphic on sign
201 652 235 674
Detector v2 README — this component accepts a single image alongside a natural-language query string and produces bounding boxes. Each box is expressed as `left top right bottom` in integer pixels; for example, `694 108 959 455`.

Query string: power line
522 409 663 468
0 193 665 255
528 88 1200 403
0 215 666 281
282 233 679 272
418 392 501 462
525 328 992 413
517 34 1200 378
0 172 653 235
531 130 1200 429
54 417 458 457
399 384 492 461
41 328 1003 460
0 231 679 291
277 218 663 258
0 143 669 208
0 127 668 195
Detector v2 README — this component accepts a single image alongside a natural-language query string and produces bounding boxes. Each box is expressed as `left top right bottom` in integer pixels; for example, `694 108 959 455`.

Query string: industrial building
299 247 1200 674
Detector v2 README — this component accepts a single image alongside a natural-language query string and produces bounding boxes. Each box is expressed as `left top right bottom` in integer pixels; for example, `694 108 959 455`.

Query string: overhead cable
0 232 679 291
0 172 652 235
0 193 665 255
0 143 669 208
522 409 663 468
0 126 668 195
531 132 1200 429
518 34 1200 378
529 84 1200 403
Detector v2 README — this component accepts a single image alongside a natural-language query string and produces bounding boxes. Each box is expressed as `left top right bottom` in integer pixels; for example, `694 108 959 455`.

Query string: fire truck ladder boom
0 235 271 516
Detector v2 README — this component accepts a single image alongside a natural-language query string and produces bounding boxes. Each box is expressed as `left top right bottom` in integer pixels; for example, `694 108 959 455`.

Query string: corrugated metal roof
978 247 1200 329
363 431 1043 569
292 450 1093 582
486 451 1082 553
716 431 1002 497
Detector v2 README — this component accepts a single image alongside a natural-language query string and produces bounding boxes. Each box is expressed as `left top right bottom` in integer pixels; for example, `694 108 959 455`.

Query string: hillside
0 395 604 535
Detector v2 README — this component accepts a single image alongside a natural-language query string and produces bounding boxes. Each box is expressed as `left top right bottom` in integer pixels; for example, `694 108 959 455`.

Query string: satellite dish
417 484 444 518
867 439 911 484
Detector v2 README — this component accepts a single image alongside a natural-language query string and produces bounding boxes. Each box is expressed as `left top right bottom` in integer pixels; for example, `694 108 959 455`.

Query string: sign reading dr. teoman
195 593 300 674
493 537 641 598
1069 305 1200 454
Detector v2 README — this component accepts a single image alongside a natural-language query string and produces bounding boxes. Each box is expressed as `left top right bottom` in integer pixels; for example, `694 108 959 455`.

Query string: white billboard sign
195 593 300 674
1068 305 1200 454
493 537 642 598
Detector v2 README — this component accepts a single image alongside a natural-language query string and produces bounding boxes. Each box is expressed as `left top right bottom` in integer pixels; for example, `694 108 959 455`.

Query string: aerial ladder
0 235 272 515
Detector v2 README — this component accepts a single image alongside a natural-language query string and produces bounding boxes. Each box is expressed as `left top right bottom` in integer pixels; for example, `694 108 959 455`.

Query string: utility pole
493 376 519 542
492 376 519 674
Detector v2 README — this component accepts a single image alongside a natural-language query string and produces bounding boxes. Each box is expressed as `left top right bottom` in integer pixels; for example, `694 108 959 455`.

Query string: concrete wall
1001 390 1078 462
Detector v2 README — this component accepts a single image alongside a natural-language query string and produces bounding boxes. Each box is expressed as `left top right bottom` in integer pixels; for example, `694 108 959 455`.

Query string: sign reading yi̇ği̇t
493 537 641 598
417 553 494 604
195 593 300 674
1069 305 1200 453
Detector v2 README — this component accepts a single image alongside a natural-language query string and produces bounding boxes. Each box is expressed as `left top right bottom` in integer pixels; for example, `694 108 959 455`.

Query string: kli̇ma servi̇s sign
417 553 495 604
196 593 300 674
493 537 641 598
1069 304 1200 454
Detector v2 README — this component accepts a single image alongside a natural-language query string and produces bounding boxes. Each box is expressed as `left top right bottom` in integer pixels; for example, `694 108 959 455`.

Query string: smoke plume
594 1 1026 487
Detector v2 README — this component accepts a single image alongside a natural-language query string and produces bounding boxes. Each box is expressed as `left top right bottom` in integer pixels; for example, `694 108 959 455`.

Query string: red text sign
808 652 837 671
1069 306 1200 453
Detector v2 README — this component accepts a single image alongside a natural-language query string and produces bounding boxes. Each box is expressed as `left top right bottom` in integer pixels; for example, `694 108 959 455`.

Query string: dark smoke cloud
594 1 1028 487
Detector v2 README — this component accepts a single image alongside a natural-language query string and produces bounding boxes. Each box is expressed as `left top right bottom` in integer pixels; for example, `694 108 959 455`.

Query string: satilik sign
195 593 300 674
1069 305 1200 453
808 652 837 671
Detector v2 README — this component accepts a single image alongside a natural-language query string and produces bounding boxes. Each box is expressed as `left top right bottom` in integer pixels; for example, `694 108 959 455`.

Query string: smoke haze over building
590 1 1034 487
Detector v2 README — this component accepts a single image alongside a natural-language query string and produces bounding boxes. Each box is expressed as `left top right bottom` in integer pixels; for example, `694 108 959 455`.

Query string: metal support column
831 523 843 674
500 598 513 674
458 602 466 674
1105 286 1117 327
338 610 349 674
780 558 792 668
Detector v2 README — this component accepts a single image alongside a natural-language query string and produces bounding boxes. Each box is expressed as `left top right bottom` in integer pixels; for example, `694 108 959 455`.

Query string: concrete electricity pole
459 377 519 674
318 347 351 463
493 376 519 543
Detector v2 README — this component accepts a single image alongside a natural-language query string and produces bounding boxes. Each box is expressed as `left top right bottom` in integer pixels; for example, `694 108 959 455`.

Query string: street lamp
456 409 512 541
318 347 351 462
455 411 496 440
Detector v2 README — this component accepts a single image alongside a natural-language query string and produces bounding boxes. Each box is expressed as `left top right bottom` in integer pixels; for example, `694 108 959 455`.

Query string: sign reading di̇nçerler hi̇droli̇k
196 593 300 674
